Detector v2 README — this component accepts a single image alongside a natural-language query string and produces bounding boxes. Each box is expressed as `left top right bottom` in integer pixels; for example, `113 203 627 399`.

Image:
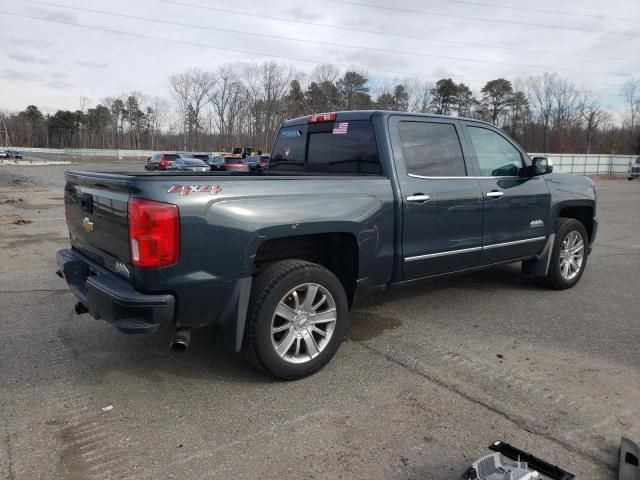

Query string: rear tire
540 218 588 290
244 260 348 380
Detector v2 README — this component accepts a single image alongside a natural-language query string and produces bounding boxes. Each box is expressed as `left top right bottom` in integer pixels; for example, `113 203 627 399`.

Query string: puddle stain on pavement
348 310 402 341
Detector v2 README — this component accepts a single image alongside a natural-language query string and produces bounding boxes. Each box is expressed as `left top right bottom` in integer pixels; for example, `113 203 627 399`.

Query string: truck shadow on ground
70 263 542 385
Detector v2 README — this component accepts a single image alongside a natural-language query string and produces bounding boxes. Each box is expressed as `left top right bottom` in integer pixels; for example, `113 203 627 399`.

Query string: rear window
398 121 466 177
270 120 382 175
164 154 180 160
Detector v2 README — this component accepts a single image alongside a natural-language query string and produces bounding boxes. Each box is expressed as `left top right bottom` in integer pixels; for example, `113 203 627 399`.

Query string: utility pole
0 116 11 150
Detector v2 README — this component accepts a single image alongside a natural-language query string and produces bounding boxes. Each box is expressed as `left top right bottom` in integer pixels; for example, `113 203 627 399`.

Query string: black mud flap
522 233 555 277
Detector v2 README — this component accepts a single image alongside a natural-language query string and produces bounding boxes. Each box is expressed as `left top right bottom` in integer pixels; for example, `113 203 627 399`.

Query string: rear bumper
56 249 175 334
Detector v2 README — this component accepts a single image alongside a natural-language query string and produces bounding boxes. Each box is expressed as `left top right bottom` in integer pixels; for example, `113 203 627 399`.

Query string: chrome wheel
271 283 337 365
559 230 584 281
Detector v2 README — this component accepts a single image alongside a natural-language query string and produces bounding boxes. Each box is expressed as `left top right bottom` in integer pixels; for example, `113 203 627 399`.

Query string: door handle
407 194 431 203
485 191 504 199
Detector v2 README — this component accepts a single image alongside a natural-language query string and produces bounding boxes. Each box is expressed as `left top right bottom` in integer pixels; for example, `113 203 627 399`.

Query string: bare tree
208 66 246 147
579 92 606 154
309 64 340 85
527 73 556 152
168 69 215 150
402 78 434 113
147 96 170 150
622 78 640 137
243 62 290 150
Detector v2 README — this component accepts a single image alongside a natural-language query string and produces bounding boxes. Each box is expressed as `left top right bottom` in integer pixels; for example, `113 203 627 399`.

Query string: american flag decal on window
332 122 349 135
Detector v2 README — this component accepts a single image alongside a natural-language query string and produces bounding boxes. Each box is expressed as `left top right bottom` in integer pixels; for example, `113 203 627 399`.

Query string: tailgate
64 172 132 278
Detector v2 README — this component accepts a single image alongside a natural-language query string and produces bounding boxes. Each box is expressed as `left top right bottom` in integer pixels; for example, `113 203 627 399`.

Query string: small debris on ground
13 218 32 225
101 405 113 412
496 354 504 359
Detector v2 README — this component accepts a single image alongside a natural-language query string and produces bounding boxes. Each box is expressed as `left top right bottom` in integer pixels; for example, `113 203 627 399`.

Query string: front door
389 117 484 280
461 123 551 265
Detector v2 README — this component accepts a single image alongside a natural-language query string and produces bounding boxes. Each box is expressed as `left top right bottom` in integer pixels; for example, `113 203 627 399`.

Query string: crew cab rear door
388 116 483 281
460 121 550 265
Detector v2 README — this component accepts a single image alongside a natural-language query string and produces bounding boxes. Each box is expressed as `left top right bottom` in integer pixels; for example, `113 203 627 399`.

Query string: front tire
244 260 348 380
540 218 588 290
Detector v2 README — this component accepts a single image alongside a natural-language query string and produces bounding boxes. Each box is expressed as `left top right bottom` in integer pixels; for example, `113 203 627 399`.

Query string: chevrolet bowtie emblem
82 217 94 233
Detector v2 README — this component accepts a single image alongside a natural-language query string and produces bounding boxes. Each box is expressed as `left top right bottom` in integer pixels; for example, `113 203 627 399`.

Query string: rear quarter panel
129 175 395 326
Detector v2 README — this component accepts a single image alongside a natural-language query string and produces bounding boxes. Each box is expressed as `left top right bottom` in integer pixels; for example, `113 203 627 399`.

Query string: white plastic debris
101 405 113 412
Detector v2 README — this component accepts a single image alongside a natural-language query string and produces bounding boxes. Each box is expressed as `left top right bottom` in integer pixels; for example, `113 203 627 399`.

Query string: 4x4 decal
167 185 222 196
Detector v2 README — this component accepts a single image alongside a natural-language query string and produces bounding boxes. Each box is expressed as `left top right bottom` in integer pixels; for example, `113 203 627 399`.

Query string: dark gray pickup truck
56 110 597 379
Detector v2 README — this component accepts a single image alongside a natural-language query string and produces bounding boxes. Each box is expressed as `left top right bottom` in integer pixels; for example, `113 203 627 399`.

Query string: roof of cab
281 110 494 128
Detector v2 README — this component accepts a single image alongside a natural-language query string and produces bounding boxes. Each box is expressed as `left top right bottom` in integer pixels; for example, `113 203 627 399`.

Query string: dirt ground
1 164 639 479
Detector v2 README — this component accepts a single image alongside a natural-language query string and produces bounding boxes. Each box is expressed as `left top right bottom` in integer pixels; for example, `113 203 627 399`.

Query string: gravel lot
1 163 639 479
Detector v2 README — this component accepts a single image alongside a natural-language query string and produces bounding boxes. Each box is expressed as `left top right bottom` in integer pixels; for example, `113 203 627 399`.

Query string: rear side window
398 122 466 177
270 120 382 175
164 154 180 160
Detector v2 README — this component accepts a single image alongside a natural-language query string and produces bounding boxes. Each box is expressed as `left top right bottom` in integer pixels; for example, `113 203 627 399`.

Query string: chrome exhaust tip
170 329 191 353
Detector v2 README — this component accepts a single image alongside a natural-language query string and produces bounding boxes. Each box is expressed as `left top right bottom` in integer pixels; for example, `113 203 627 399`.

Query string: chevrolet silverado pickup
56 110 598 379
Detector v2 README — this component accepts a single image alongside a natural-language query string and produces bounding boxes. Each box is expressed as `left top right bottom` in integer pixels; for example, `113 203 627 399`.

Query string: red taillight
128 198 180 268
307 112 336 123
159 159 170 168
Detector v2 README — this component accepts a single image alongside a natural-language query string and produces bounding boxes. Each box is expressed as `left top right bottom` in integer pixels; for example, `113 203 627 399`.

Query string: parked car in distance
57 110 598 380
258 154 270 170
145 153 181 170
245 154 270 171
224 157 250 172
167 157 209 172
0 149 22 159
244 155 261 171
628 157 640 180
205 155 226 171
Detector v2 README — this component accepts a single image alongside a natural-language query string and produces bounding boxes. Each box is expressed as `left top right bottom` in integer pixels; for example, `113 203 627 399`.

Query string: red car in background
145 153 181 170
224 157 250 172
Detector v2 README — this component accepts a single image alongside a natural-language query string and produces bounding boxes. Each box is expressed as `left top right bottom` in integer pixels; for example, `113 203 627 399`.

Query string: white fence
8 147 638 175
529 153 636 175
13 147 154 159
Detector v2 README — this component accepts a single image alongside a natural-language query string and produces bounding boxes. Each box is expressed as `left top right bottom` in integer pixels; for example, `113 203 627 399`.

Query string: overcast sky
1 0 638 114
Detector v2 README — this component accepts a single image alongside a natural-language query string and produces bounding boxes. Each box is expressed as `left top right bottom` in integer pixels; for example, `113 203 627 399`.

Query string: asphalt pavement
1 164 638 479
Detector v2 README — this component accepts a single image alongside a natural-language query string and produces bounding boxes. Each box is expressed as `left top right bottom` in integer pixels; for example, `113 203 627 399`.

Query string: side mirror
532 156 553 175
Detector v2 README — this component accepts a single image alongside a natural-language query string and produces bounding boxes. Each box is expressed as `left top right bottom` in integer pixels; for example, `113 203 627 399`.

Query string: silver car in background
167 157 209 172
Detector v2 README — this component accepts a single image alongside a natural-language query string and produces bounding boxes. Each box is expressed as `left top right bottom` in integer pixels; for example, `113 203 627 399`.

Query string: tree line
2 61 639 155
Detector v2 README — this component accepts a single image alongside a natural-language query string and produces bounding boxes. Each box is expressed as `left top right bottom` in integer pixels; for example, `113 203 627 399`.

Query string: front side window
398 121 466 177
466 126 523 177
